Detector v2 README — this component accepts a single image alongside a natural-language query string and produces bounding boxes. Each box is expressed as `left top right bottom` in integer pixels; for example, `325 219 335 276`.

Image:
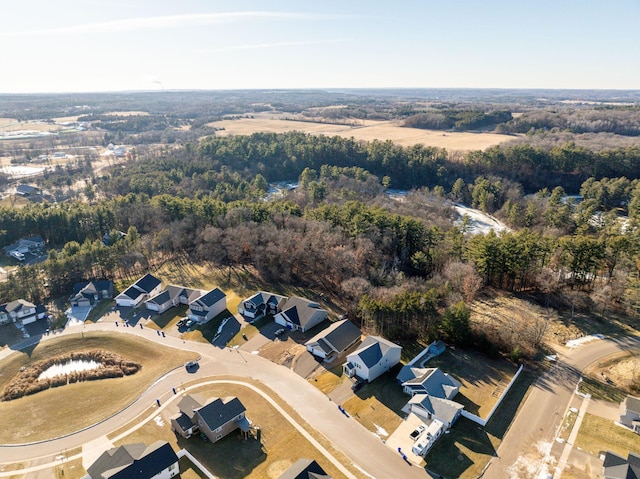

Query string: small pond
38 360 102 380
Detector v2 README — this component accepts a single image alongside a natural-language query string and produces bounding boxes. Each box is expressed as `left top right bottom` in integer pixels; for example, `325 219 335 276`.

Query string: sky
0 0 639 93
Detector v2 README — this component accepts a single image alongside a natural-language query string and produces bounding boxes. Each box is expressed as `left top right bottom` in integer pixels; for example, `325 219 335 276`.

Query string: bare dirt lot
583 350 640 393
208 115 515 151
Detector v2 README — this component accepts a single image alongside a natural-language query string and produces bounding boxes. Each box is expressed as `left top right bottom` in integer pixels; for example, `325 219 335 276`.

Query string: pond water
38 360 102 380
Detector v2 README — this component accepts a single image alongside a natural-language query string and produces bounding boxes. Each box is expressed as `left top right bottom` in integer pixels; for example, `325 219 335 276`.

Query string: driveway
239 320 281 352
0 323 433 479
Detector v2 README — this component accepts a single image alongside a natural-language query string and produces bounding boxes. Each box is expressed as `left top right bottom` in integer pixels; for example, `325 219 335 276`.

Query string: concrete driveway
239 320 281 352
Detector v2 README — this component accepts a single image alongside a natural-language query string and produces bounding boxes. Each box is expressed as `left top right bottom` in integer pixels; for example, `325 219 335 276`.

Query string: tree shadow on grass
177 431 266 479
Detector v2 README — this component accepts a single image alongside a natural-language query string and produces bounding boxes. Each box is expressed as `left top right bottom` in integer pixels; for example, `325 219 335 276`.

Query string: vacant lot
583 349 640 394
0 332 196 443
119 382 354 479
574 413 640 457
207 117 514 151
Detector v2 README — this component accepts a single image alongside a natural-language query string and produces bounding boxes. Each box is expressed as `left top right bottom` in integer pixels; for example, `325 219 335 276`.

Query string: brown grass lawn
426 370 536 479
312 366 347 394
207 117 515 151
428 348 519 418
577 375 628 404
118 383 354 479
0 332 197 443
574 413 640 457
582 349 640 395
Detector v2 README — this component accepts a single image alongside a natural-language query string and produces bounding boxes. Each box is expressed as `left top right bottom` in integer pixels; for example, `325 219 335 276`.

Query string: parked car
185 319 194 328
351 380 366 392
185 360 199 372
410 425 425 440
274 328 285 337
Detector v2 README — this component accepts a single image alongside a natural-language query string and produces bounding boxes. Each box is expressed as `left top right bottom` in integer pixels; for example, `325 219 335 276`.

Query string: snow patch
1 165 46 178
565 334 605 349
373 424 388 437
154 416 165 427
508 440 555 479
454 203 512 235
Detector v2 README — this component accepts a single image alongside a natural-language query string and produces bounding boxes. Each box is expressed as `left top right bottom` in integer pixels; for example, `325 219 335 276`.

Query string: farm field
207 116 516 151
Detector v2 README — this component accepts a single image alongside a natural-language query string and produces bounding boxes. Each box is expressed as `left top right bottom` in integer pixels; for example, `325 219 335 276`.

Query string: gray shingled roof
87 441 178 479
196 397 246 431
408 394 464 425
624 396 640 414
176 393 206 420
305 319 361 355
603 451 640 479
402 368 461 399
280 297 326 330
278 458 332 479
352 336 400 368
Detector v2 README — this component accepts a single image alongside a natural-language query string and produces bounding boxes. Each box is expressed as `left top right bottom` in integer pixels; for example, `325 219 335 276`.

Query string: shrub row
1 349 141 401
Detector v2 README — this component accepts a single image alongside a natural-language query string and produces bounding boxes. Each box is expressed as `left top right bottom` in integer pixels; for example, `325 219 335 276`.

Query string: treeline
404 110 512 131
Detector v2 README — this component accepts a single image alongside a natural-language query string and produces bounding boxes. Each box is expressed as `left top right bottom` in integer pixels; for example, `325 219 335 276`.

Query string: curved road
0 323 429 479
484 334 640 479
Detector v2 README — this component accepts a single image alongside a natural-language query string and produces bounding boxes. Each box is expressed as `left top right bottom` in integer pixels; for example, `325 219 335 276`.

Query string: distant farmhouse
15 184 41 197
171 393 250 443
85 440 179 479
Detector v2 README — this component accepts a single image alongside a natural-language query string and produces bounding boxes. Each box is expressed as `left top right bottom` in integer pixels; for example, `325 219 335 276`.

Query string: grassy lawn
85 299 116 323
577 376 627 403
574 413 640 457
426 370 536 479
227 315 271 347
178 456 206 479
145 305 188 330
428 348 518 418
117 383 354 479
181 309 235 343
342 367 406 436
0 332 197 443
313 366 347 394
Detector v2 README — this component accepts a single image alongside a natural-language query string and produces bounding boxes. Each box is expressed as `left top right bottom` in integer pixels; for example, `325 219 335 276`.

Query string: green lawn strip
116 381 365 479
85 299 115 323
573 413 640 457
0 332 197 443
577 376 627 403
145 304 188 330
427 370 536 479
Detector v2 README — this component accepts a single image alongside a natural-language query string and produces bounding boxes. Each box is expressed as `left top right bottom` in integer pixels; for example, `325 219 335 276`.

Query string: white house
115 273 163 308
274 296 328 333
186 288 226 323
0 299 47 325
238 291 287 320
343 336 402 383
86 440 179 479
619 396 640 433
145 285 203 313
305 319 361 361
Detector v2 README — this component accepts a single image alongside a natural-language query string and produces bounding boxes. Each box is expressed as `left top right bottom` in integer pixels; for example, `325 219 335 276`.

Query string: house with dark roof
16 184 40 197
278 458 332 479
3 235 45 257
305 319 362 361
602 451 640 479
186 287 226 323
115 274 162 308
619 396 640 433
145 285 203 314
70 280 114 308
343 336 402 383
171 393 250 443
399 367 462 398
85 440 179 479
274 297 328 333
239 291 287 320
0 299 46 325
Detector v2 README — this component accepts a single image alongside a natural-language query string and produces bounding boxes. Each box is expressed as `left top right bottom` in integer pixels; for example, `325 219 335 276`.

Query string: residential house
145 285 203 314
619 396 640 433
402 394 464 428
602 451 640 479
171 393 250 443
186 288 226 323
0 299 46 325
239 291 287 320
274 296 328 333
85 440 179 479
3 235 45 257
343 336 402 383
396 340 447 383
115 274 162 308
305 319 361 361
279 458 332 479
70 280 114 308
399 367 462 398
16 184 40 197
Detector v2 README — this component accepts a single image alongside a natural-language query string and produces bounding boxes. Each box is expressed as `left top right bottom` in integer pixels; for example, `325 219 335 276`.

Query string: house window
169 464 176 471
216 434 223 440
215 426 222 433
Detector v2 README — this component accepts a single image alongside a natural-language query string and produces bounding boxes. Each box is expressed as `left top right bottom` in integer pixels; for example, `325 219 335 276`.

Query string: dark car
185 360 199 372
351 380 365 392
410 425 425 440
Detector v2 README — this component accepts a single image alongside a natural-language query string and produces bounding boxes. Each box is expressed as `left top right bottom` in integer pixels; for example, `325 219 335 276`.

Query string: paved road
484 335 640 479
0 323 430 479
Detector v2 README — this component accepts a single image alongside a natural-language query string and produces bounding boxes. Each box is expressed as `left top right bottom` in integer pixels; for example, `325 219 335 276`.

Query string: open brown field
207 116 515 151
583 349 640 394
0 118 63 133
0 332 197 443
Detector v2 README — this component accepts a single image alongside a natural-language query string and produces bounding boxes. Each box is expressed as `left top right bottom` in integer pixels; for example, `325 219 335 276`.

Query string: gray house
602 451 640 479
274 296 328 333
85 440 179 479
171 393 250 443
305 319 361 361
70 280 114 308
279 458 332 479
619 395 640 433
399 367 462 398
